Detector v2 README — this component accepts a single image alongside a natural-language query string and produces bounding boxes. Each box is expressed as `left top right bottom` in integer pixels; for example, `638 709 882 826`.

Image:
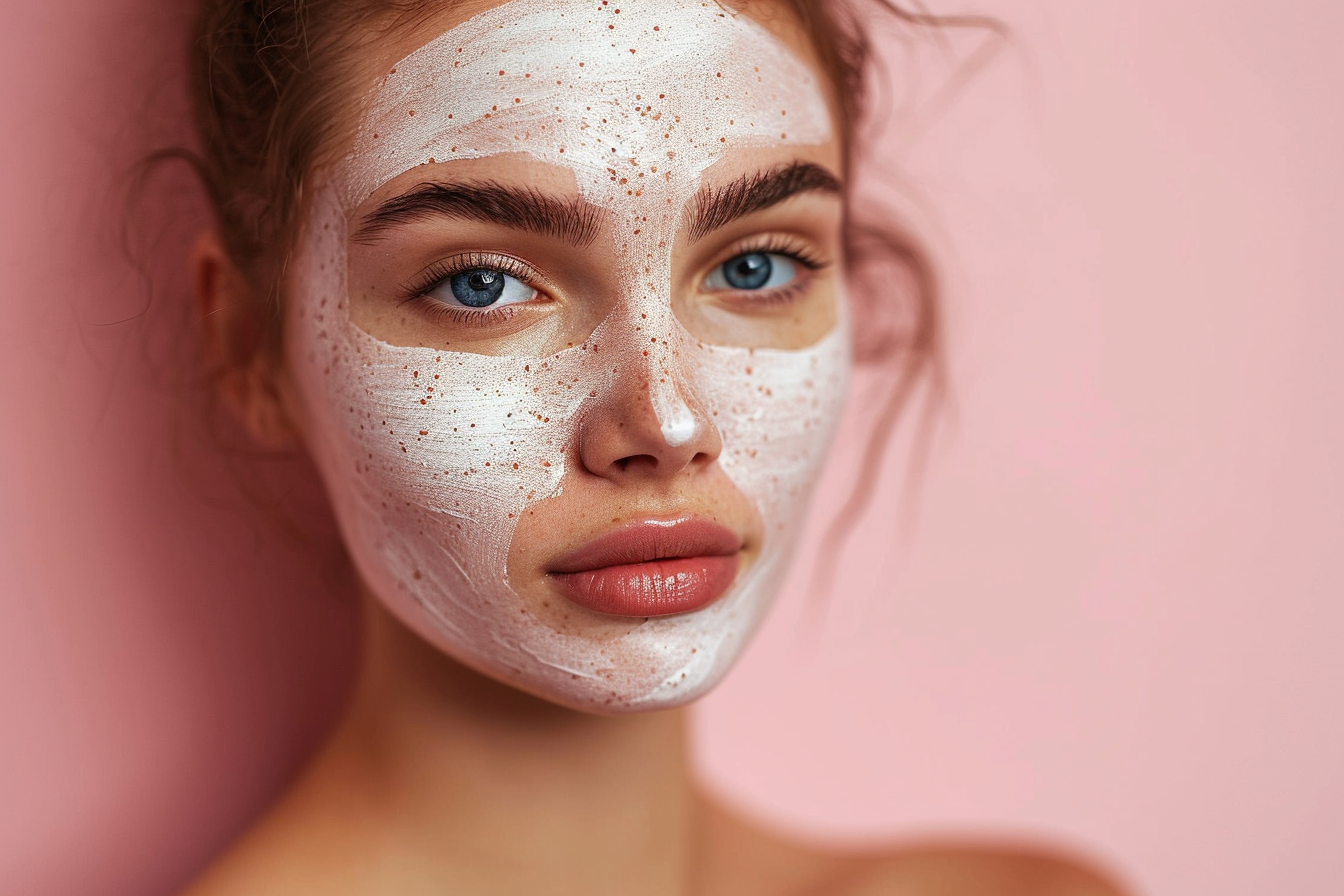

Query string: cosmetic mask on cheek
289 0 851 711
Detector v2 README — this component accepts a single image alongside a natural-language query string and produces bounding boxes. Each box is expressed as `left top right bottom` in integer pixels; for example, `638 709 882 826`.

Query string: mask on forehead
289 0 851 712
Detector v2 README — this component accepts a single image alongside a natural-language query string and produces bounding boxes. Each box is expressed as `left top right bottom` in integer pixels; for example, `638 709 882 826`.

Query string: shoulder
694 799 1131 896
174 776 377 896
822 844 1133 896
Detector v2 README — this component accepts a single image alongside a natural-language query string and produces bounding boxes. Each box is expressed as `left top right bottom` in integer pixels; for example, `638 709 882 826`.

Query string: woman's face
283 0 851 711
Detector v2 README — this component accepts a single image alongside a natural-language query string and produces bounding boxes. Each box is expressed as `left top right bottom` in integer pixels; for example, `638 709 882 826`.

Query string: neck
314 596 697 895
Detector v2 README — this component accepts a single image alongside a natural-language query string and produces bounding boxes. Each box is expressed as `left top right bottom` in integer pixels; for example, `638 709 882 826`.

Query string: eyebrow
352 181 607 247
686 161 843 242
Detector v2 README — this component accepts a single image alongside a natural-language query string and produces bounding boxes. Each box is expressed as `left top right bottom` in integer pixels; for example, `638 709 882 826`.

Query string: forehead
339 0 837 207
364 0 827 90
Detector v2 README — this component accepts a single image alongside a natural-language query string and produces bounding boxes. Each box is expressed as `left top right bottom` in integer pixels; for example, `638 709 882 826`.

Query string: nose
577 340 721 481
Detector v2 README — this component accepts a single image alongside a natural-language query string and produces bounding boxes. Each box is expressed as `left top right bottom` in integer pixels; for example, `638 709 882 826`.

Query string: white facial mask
288 0 851 711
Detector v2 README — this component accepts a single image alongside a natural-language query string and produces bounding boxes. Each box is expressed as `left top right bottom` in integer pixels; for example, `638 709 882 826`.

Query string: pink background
3 1 1341 894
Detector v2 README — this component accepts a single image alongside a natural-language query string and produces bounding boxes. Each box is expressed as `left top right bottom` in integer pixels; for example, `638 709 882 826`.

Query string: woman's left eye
425 268 536 309
703 252 798 292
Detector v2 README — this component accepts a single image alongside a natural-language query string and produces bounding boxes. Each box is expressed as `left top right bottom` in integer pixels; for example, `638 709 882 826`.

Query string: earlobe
192 231 300 450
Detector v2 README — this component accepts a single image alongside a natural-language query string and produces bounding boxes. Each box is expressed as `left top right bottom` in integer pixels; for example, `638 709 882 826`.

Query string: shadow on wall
0 2 358 894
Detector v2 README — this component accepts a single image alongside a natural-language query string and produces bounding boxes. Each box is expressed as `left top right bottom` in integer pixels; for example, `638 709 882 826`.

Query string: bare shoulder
174 765 379 896
822 844 1133 896
174 807 359 896
694 798 1132 896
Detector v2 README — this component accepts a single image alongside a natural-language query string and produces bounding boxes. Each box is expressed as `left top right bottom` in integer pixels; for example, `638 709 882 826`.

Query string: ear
192 231 300 449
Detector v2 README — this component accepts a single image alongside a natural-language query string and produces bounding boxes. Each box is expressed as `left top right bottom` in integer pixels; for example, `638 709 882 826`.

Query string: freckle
542 461 552 467
653 25 659 30
512 463 519 469
499 69 505 75
407 109 415 116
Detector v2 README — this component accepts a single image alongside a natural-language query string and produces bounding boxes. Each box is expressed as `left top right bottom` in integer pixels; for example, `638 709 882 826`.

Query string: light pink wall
2 2 1340 895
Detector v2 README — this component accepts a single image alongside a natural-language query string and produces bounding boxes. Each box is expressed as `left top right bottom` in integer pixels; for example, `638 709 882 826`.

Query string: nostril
614 453 658 472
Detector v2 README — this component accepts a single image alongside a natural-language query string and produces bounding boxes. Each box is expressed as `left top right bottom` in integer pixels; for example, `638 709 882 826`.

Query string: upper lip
548 518 742 574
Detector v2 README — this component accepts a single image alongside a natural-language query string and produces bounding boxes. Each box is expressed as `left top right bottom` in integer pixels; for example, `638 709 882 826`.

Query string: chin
357 530 795 714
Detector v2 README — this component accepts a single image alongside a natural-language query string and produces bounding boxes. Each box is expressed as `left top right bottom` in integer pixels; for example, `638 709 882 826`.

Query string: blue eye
428 268 536 309
704 252 798 292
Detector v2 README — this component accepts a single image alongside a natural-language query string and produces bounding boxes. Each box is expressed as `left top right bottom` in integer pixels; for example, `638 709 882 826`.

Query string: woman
182 0 1127 892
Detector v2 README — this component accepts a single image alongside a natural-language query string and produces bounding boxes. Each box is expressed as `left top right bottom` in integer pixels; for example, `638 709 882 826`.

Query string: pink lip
548 519 742 617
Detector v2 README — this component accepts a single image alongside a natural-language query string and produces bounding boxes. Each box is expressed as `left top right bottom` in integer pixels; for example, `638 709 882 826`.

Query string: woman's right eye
425 268 537 310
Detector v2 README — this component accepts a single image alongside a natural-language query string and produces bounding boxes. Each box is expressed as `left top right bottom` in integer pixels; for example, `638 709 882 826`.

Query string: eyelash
401 252 544 328
728 234 827 269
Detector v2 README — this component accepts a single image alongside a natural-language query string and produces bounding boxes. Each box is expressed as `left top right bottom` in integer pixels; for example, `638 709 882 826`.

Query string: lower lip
551 554 739 617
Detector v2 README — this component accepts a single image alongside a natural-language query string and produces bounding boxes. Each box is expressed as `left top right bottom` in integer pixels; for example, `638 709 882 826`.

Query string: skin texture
288 0 851 712
183 0 1135 893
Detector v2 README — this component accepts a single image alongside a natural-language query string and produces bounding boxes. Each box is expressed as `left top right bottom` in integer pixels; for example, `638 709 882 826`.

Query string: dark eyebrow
352 181 607 247
686 161 843 242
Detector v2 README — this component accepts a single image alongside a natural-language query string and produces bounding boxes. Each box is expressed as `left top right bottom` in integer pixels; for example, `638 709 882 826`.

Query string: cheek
692 307 852 530
286 190 580 623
